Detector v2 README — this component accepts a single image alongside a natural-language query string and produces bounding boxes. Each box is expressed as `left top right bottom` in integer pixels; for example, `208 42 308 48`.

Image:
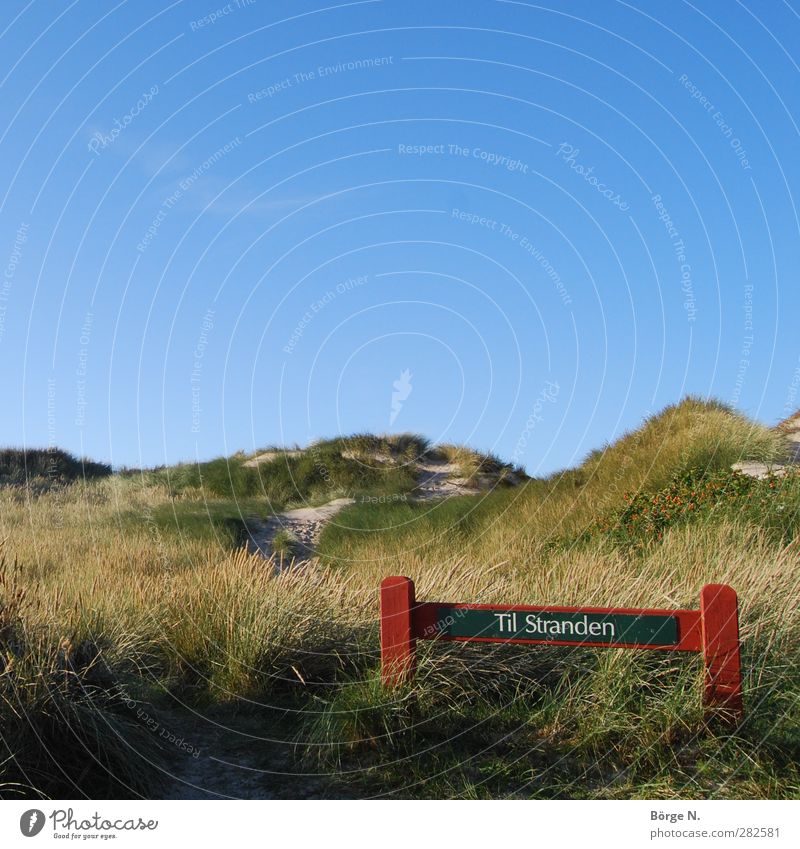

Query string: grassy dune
1 399 798 799
128 432 432 506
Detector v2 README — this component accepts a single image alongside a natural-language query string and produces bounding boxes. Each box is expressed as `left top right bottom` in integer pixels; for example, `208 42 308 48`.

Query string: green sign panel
432 607 679 647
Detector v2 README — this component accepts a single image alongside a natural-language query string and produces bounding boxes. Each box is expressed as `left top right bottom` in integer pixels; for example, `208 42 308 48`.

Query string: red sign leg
700 584 743 720
380 576 416 687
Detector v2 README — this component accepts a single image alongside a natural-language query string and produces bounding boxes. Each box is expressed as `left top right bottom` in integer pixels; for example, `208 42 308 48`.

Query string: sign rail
380 577 743 719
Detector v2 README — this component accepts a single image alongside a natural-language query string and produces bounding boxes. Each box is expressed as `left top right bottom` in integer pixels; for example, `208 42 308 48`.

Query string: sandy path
246 497 354 560
159 710 333 800
784 416 800 462
412 460 481 500
242 449 302 468
733 417 800 479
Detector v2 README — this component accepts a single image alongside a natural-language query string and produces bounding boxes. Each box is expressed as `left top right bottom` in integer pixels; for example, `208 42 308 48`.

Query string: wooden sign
380 577 743 719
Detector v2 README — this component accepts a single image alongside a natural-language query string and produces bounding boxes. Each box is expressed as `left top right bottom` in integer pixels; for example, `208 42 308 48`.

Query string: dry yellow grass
3 475 796 698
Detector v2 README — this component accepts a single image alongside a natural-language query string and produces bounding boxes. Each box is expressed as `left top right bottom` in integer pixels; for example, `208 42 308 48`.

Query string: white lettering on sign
491 612 616 639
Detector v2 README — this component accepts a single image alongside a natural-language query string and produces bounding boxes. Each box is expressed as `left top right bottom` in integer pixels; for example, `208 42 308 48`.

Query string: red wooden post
380 576 416 687
700 584 743 720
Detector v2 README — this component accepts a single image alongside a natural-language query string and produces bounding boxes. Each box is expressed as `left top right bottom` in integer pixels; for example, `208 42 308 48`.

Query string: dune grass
0 398 798 798
0 447 111 489
132 433 423 508
308 511 800 798
429 442 524 483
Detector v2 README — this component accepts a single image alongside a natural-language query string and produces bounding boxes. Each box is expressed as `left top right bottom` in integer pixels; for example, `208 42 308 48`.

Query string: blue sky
1 0 799 474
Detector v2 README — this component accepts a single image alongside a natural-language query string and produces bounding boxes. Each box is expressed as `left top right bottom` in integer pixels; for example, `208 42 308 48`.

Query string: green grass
118 497 265 548
299 627 800 799
271 529 298 558
316 488 520 566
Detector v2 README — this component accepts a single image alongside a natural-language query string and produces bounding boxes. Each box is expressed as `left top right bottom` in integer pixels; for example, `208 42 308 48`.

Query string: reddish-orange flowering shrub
594 467 800 547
